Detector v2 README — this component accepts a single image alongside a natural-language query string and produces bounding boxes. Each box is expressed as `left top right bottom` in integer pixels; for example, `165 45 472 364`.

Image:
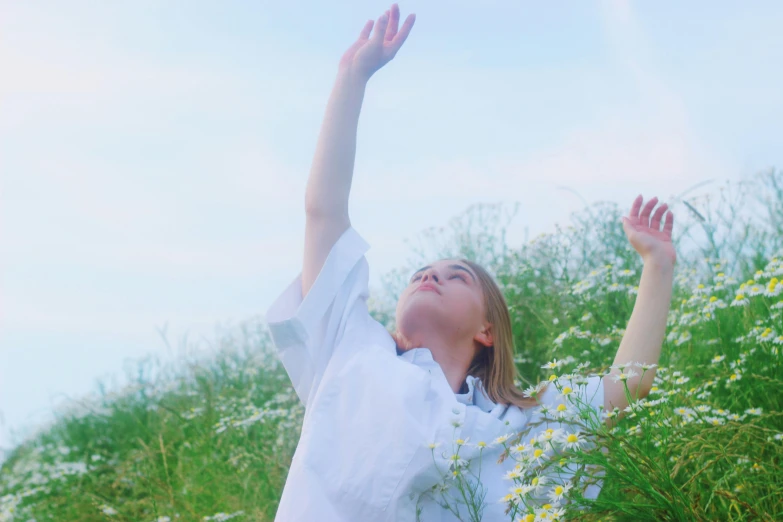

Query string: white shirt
265 226 605 521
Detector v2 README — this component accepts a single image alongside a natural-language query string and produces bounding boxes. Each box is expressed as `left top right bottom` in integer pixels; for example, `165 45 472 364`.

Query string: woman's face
395 259 486 350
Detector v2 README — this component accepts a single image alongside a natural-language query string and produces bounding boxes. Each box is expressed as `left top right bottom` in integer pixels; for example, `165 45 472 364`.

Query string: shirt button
452 407 461 415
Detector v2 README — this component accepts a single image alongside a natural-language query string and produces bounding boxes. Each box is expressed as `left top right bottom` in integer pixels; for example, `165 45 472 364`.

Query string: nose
420 268 439 284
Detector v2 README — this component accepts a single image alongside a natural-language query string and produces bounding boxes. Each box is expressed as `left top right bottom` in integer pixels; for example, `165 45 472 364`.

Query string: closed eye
411 274 466 283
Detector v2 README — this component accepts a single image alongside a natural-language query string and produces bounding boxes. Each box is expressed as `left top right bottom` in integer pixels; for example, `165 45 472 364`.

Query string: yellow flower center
557 404 567 412
567 434 578 443
534 449 544 458
562 386 573 395
549 374 558 381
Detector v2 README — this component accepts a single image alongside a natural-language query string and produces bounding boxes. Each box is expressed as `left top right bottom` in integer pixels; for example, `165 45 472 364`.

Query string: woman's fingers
359 19 374 41
639 196 658 226
629 194 643 220
391 13 416 51
650 203 668 231
663 211 675 237
371 10 390 44
385 5 400 41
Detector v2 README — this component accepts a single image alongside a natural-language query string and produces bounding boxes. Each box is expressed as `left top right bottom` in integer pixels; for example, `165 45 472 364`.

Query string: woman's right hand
338 3 416 82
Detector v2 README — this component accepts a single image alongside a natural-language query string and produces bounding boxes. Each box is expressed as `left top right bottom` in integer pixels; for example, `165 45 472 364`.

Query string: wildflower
711 354 725 364
611 369 639 383
745 407 762 415
747 284 765 296
511 442 529 455
455 437 469 447
509 484 532 498
428 442 441 450
547 481 573 504
580 312 592 322
528 474 550 494
731 293 749 306
765 278 782 297
695 405 712 413
552 403 573 420
538 428 564 444
726 372 742 385
203 512 245 522
523 381 548 398
674 376 690 385
101 505 118 516
494 434 512 445
674 331 692 346
447 454 468 469
757 328 775 342
541 359 564 370
530 447 551 465
558 386 574 400
558 431 587 451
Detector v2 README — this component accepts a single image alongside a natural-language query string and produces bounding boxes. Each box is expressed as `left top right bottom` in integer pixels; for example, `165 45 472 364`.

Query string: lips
416 283 439 294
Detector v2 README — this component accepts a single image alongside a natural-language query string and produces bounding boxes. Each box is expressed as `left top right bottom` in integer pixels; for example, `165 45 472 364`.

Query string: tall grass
2 170 782 521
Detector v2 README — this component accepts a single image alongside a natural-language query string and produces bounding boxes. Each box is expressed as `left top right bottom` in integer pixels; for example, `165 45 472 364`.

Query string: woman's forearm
304 69 369 218
611 258 675 400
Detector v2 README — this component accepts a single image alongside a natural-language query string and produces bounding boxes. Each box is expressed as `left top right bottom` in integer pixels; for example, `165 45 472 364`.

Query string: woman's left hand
622 195 676 266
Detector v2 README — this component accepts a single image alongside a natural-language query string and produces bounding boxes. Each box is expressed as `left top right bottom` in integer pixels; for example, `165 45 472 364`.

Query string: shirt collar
455 374 496 413
397 347 497 413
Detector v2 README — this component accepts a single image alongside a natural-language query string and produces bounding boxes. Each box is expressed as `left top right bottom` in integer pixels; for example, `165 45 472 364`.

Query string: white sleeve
264 226 376 407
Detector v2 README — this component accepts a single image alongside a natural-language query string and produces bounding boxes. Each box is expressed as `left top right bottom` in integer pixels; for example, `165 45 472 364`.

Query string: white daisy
557 430 588 451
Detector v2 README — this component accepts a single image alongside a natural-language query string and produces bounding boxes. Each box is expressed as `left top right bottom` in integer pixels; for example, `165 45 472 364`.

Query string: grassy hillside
2 170 782 521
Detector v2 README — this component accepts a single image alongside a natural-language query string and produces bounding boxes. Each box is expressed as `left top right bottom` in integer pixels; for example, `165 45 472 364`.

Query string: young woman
265 4 676 521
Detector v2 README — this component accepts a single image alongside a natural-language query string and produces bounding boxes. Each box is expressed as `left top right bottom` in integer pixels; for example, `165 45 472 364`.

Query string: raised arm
605 195 676 427
302 3 416 298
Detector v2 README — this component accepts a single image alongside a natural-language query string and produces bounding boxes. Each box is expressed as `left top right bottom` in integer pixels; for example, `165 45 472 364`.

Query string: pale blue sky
2 1 782 454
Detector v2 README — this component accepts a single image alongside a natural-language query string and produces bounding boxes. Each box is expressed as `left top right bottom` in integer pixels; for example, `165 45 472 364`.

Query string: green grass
2 169 783 521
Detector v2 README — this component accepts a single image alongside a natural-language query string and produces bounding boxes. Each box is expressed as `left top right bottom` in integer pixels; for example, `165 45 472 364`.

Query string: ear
474 323 493 348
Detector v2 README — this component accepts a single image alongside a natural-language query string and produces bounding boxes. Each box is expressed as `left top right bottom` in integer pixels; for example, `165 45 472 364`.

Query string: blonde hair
395 258 550 409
